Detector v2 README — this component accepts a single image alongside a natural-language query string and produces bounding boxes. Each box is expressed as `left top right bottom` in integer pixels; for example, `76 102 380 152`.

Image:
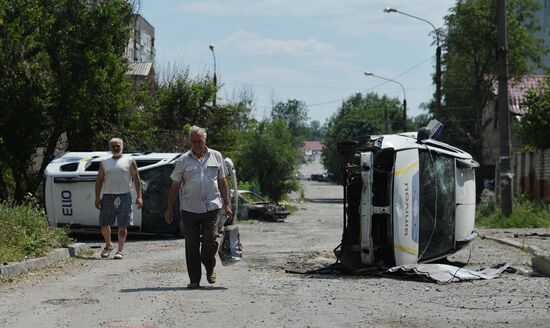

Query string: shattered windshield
418 149 456 261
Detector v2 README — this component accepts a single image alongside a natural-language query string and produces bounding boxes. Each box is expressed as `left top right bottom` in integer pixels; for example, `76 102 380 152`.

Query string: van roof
44 152 182 176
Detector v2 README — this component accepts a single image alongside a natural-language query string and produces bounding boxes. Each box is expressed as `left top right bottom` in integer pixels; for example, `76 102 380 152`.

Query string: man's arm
164 180 181 224
95 163 105 209
218 176 233 220
131 159 143 209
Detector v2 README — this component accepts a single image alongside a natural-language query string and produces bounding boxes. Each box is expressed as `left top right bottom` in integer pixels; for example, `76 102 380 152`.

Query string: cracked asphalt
0 162 549 327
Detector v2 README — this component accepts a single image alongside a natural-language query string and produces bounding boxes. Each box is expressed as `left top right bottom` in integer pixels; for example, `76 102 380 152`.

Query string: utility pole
209 44 217 107
497 0 513 216
364 71 407 132
383 8 441 119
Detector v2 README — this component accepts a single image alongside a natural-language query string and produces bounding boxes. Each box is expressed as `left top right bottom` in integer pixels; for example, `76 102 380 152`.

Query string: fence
512 149 550 201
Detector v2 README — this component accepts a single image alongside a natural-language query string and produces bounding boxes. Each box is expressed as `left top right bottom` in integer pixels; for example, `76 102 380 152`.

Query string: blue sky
139 0 456 124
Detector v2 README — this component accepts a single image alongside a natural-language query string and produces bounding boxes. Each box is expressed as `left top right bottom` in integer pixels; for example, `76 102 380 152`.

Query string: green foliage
322 92 401 183
476 194 550 228
271 99 309 146
440 0 545 162
0 198 72 263
517 82 550 149
0 0 55 201
153 70 252 155
0 0 134 201
409 112 433 132
156 70 217 130
236 120 301 201
305 120 326 141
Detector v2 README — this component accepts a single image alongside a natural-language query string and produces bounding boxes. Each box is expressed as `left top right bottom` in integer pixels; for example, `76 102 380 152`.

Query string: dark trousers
181 209 220 283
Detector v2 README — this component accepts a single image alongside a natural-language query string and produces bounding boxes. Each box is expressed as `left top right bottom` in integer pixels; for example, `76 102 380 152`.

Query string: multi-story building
125 14 155 84
125 14 155 62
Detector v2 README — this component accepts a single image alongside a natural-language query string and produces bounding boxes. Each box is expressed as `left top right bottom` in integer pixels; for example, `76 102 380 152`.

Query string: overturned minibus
336 125 479 270
44 152 238 235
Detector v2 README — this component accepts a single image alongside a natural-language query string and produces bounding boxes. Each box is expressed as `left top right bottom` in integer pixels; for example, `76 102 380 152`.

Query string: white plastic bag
218 225 242 266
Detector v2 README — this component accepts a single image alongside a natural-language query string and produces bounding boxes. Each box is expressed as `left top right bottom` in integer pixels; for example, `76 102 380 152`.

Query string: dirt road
1 175 549 327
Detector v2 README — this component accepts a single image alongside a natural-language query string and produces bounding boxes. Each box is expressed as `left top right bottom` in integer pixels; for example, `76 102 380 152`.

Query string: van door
50 176 99 227
50 175 142 230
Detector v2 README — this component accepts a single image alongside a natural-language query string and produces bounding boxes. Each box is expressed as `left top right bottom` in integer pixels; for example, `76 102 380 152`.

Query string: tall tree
0 0 135 201
305 120 326 141
322 93 401 184
0 0 54 200
440 0 545 163
153 70 252 154
236 120 301 201
517 79 550 149
271 99 309 146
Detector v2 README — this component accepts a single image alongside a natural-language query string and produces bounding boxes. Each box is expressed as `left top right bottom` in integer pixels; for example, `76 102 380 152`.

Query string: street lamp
364 71 407 132
209 44 217 106
383 7 441 119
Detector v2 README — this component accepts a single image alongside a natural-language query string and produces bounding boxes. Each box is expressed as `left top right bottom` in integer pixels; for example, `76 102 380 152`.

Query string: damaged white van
44 152 237 235
336 124 479 270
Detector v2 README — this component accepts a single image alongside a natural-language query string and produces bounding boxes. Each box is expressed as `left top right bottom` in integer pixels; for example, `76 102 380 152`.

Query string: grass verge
0 199 72 264
476 194 550 228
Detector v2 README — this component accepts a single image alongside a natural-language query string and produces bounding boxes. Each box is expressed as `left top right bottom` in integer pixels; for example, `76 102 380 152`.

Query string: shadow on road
306 198 342 204
120 286 228 292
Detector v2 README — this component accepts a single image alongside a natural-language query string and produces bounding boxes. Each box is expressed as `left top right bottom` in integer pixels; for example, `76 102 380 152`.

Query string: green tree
153 70 252 154
156 70 217 130
0 0 54 201
517 80 550 149
322 93 401 184
236 120 301 201
0 0 135 201
440 0 545 163
271 99 309 146
305 120 326 141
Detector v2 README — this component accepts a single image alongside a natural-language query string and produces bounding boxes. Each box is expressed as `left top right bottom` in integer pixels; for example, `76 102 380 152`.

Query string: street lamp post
364 71 407 132
209 44 217 107
384 8 441 119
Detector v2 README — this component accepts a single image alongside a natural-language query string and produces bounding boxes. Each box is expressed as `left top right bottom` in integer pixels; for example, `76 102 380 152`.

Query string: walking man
164 126 233 289
95 138 142 259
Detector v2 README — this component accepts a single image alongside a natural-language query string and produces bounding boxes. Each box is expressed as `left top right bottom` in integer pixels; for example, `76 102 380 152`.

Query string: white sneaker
114 252 124 259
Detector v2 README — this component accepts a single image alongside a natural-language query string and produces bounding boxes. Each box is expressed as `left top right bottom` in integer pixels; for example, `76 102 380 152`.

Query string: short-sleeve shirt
101 156 134 194
170 147 228 213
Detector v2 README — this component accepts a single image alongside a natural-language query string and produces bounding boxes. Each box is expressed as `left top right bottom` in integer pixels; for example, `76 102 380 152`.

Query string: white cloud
219 30 350 58
178 0 366 17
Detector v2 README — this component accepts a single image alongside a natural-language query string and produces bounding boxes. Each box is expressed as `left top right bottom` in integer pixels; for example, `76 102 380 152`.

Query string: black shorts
99 193 133 228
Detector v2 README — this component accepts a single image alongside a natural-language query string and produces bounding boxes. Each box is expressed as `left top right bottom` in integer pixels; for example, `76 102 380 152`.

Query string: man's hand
136 197 143 209
95 197 101 210
224 206 233 223
164 208 174 224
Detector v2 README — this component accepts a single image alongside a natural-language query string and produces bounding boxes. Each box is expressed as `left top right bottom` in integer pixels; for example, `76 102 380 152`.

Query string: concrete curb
482 235 550 277
0 243 88 279
482 235 543 256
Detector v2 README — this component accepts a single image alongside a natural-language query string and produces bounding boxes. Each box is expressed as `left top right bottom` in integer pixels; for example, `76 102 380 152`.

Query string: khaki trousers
181 209 220 283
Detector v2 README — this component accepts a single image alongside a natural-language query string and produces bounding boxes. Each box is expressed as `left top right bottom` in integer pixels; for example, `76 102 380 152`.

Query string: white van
336 127 479 270
45 152 238 235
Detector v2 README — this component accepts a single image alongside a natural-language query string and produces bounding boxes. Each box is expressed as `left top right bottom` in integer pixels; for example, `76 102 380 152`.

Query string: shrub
476 194 550 228
0 198 72 263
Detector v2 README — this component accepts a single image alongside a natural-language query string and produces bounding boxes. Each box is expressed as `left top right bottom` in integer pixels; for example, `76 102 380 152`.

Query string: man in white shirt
164 126 232 289
95 138 142 259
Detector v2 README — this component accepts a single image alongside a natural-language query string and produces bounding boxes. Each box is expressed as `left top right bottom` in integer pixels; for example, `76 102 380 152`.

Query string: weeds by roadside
0 198 72 264
476 194 550 228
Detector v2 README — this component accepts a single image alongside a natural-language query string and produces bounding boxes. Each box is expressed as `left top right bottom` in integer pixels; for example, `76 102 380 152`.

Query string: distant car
336 121 479 270
310 173 328 182
233 190 289 222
